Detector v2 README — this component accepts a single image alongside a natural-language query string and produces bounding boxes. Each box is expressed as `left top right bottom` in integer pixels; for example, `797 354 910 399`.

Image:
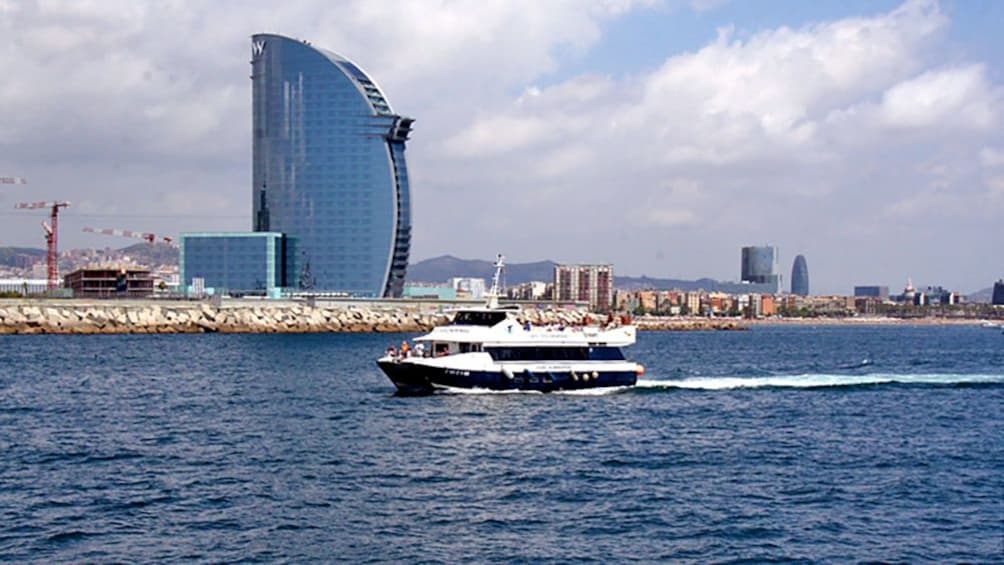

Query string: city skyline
0 1 1001 295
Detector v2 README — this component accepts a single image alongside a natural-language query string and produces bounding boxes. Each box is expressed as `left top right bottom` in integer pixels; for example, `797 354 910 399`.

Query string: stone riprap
0 300 747 335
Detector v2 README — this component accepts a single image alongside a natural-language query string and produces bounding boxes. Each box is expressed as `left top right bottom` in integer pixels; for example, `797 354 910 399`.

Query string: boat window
484 346 625 361
588 347 625 361
452 311 508 326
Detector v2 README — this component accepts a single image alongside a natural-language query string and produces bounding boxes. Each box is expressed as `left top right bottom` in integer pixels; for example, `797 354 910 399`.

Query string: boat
376 254 644 394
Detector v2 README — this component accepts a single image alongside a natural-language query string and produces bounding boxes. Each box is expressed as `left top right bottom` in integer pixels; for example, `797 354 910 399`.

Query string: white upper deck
415 308 637 348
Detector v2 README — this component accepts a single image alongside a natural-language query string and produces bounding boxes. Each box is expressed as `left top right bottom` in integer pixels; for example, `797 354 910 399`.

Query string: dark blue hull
377 361 637 395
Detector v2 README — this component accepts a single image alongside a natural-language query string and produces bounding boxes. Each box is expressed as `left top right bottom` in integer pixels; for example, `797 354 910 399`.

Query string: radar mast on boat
486 253 505 309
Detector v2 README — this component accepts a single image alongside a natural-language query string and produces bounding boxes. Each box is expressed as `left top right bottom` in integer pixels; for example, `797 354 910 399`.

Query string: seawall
0 300 747 335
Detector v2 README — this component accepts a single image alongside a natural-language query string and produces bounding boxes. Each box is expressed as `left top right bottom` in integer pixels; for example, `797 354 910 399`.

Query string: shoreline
0 299 996 335
747 316 999 326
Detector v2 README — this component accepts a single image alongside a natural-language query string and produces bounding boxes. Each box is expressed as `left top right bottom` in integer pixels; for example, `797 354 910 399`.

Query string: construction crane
15 201 71 290
0 176 27 185
83 226 177 247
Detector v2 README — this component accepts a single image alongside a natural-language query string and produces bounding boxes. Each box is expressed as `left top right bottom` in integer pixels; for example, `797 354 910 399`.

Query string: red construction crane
15 200 71 290
83 226 177 247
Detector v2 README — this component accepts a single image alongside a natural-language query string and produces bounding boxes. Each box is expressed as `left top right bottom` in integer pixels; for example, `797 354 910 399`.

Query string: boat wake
635 373 1004 391
426 374 1003 396
434 385 631 396
435 386 543 396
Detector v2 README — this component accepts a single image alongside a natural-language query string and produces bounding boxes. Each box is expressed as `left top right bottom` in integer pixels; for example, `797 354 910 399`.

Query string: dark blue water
1 326 1001 563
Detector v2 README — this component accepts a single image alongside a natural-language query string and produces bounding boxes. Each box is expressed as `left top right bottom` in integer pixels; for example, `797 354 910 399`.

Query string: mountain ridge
408 255 769 292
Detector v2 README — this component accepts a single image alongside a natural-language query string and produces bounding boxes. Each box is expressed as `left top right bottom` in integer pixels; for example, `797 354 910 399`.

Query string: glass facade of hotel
180 233 285 295
251 33 412 297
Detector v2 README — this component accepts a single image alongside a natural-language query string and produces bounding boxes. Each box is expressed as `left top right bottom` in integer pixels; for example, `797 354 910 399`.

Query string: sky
0 0 1001 294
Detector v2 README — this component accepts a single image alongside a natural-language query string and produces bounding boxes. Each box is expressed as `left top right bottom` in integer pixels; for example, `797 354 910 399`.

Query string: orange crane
15 200 71 290
83 226 177 247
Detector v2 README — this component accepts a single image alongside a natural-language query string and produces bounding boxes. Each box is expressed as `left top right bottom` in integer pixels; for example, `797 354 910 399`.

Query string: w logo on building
252 40 266 58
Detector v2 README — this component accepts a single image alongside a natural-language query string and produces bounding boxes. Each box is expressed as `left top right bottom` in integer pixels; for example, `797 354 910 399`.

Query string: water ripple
0 327 1000 562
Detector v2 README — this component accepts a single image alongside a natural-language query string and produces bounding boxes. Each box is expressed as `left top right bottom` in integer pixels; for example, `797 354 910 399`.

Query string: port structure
83 226 177 247
0 176 27 185
15 200 71 290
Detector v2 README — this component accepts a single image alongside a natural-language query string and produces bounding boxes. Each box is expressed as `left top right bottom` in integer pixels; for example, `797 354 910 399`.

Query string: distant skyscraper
790 255 809 296
993 279 1004 305
251 33 413 297
741 245 780 293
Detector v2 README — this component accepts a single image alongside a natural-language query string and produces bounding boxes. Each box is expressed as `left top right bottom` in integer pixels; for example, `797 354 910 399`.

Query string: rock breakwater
0 301 747 335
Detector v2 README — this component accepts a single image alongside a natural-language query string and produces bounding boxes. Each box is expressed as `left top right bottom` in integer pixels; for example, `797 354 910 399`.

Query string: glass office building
790 255 809 296
251 33 413 297
180 233 285 295
741 245 780 293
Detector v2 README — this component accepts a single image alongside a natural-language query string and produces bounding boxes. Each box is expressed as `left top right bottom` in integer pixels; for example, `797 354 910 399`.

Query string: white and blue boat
377 255 644 394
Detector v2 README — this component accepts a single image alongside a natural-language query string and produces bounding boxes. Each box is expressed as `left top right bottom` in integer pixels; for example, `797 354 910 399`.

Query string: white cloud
0 0 1000 292
981 147 1004 168
432 0 1002 289
879 64 998 129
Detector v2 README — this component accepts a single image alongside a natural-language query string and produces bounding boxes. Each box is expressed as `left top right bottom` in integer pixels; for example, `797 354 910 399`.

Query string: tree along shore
0 301 747 335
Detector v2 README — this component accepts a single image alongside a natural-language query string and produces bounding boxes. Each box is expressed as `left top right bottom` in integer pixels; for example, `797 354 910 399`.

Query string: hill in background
407 255 774 292
966 287 993 303
0 247 47 267
407 255 557 286
117 242 179 266
0 243 177 271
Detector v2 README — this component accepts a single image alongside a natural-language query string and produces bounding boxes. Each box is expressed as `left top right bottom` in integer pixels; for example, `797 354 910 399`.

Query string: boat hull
377 360 637 394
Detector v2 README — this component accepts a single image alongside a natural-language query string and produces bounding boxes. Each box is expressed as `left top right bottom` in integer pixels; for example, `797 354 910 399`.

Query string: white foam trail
636 373 1004 390
435 386 543 396
434 385 630 396
554 386 632 396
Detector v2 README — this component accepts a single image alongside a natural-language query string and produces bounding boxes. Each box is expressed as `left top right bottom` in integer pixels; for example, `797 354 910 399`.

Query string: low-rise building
180 232 285 297
403 284 457 300
0 278 49 296
63 266 154 298
449 277 486 299
854 285 890 300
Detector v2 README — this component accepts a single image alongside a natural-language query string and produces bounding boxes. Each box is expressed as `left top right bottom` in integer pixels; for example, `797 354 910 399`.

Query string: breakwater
0 300 747 334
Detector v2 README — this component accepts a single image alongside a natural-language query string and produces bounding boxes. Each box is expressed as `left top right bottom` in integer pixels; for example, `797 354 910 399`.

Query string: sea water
1 325 1001 562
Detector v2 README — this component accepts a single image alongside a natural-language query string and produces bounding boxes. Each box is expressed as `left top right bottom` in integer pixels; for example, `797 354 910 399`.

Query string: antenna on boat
487 253 505 309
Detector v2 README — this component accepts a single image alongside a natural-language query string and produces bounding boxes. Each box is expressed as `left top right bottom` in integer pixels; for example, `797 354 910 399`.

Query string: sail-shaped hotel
182 34 413 297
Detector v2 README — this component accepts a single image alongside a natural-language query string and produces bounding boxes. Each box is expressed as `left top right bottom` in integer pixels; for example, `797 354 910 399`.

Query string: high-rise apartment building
554 264 614 312
790 254 809 296
741 245 780 293
251 34 413 297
